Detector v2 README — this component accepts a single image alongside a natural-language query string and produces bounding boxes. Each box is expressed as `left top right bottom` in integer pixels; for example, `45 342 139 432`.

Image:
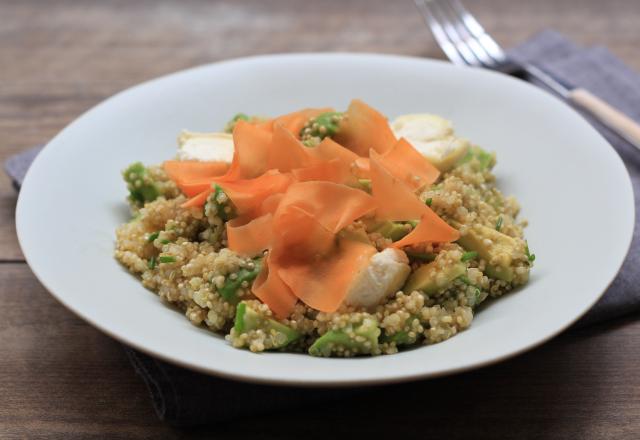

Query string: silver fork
415 0 640 152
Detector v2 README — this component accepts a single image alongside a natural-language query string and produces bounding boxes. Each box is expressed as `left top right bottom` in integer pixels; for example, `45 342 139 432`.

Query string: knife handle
569 88 640 152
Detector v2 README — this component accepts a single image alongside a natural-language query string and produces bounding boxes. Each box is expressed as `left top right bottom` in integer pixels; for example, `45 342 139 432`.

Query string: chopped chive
425 198 432 207
461 251 478 262
148 256 156 269
160 239 170 244
158 255 177 264
495 216 503 231
147 232 159 243
525 241 536 262
458 275 473 285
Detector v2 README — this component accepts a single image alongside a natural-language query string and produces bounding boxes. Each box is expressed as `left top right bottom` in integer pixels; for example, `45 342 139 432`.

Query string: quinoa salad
115 100 535 357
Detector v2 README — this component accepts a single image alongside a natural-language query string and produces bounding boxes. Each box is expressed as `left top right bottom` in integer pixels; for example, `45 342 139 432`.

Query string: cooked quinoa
115 105 534 357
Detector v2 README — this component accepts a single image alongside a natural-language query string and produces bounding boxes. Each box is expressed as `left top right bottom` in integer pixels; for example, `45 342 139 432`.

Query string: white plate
17 54 634 386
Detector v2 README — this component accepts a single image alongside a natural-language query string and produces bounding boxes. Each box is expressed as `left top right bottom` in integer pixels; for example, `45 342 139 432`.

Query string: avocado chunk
218 259 262 303
364 219 412 241
457 224 520 282
404 260 467 295
309 317 381 357
233 301 300 349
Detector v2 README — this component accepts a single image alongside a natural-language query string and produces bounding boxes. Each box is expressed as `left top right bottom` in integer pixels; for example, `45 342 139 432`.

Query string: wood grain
1 0 639 438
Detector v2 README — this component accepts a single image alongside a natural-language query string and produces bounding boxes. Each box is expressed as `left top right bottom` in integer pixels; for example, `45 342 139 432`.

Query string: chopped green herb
160 239 171 245
147 232 159 243
461 251 478 262
148 256 156 269
158 255 177 264
458 275 472 285
495 216 503 231
525 241 536 262
425 198 432 207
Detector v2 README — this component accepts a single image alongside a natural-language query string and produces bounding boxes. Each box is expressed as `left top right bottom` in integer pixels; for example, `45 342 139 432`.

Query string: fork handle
569 88 640 152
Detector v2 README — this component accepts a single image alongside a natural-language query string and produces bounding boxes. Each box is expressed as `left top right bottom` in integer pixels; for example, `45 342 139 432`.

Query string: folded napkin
6 31 639 427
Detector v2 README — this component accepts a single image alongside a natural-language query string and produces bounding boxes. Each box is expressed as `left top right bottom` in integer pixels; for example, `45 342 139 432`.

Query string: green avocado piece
364 219 412 241
337 228 371 245
233 302 300 349
218 259 262 303
457 225 519 282
309 317 381 357
404 261 467 295
484 264 514 283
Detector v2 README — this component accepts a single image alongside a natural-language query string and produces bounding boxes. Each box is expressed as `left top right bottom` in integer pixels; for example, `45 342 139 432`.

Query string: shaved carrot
370 150 426 221
391 208 460 248
266 124 315 172
273 108 334 138
377 138 440 190
219 171 292 215
333 99 397 156
227 214 274 256
278 238 377 313
163 161 228 185
353 157 371 179
291 159 352 184
181 189 211 208
175 179 214 197
273 181 376 233
252 255 299 319
227 120 272 180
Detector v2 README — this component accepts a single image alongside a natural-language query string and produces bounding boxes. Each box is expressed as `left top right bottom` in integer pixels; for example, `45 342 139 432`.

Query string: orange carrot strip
278 238 377 313
378 138 440 189
227 214 274 256
163 161 229 185
333 99 397 156
181 189 211 208
266 124 315 172
227 120 273 180
391 208 460 248
252 255 299 319
271 205 336 262
219 171 292 215
370 150 427 221
274 181 376 233
274 108 333 138
353 157 371 179
291 159 352 184
175 179 214 197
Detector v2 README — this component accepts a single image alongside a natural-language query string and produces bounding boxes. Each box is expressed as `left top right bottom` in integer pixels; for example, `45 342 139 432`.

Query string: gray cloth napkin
6 31 639 427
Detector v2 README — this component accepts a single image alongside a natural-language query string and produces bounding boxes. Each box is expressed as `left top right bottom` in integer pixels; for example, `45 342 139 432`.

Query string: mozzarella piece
177 131 234 162
390 114 469 172
344 248 411 309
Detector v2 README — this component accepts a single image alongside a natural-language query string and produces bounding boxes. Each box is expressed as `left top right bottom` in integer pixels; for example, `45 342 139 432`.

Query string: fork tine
448 0 507 64
414 0 469 66
437 0 496 67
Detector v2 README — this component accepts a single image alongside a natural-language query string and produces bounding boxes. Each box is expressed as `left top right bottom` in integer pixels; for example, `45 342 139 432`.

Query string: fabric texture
6 30 638 426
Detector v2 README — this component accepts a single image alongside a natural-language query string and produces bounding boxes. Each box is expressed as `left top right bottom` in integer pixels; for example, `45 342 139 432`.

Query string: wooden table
1 1 639 438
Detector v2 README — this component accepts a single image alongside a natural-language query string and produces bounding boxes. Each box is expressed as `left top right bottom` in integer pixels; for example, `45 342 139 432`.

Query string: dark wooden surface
1 0 639 438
